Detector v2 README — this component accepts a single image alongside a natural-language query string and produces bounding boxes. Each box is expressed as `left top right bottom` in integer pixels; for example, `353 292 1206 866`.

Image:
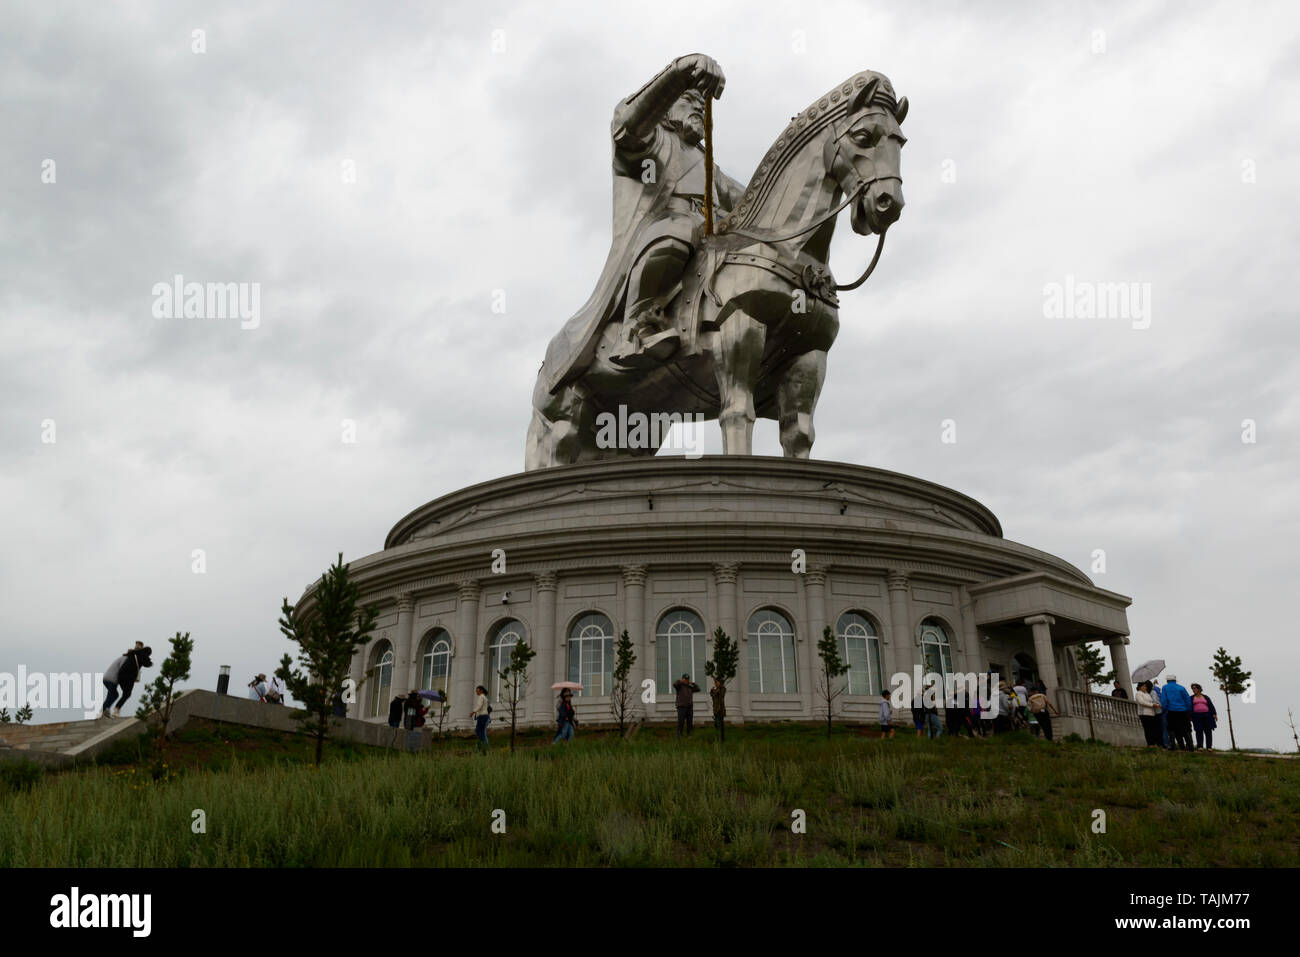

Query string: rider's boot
610 239 687 368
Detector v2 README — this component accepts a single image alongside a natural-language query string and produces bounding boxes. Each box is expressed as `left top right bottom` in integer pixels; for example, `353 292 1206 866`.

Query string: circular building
293 456 1141 743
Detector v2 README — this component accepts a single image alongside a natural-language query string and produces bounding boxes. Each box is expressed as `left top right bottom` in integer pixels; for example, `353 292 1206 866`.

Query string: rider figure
608 54 745 368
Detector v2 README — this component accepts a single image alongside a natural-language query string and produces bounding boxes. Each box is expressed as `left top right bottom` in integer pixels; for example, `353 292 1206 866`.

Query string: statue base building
296 457 1142 745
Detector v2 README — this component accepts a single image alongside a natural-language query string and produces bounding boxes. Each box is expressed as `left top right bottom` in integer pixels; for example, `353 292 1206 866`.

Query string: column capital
457 580 482 602
1103 633 1129 646
621 563 648 587
713 562 740 585
886 569 909 591
396 593 414 613
804 565 829 587
1024 614 1056 627
534 571 558 592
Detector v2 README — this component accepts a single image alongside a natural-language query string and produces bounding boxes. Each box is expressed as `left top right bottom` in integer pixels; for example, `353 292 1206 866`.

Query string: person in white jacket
470 685 491 753
1134 681 1160 747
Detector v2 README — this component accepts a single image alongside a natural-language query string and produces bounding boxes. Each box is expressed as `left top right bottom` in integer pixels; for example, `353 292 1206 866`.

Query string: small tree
14 705 32 725
609 629 637 736
1286 708 1299 755
1075 641 1115 742
277 553 378 767
0 709 9 724
498 639 536 753
135 631 194 779
704 627 739 743
1210 647 1251 751
815 625 850 737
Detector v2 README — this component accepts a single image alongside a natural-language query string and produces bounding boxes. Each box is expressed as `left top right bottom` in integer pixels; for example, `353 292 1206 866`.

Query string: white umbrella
1131 659 1165 683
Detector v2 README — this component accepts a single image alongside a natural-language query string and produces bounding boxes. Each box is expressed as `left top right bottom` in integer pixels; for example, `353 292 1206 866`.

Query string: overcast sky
3 1 1296 749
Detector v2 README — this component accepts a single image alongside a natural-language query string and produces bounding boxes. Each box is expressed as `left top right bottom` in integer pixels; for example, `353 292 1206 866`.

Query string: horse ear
894 95 909 124
849 76 880 114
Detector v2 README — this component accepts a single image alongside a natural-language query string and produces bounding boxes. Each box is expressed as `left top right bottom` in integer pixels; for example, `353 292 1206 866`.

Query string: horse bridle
719 123 900 291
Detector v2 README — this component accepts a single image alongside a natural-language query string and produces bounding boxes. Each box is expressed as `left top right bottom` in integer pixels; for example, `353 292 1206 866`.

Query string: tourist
993 681 1014 734
1160 674 1193 751
1134 681 1160 747
403 690 427 730
553 689 576 744
673 672 700 737
1151 679 1168 747
266 673 287 705
710 677 727 741
248 674 268 702
912 690 927 737
1027 686 1060 742
1012 679 1030 725
331 689 347 718
1110 680 1128 699
923 690 943 739
471 685 491 753
100 645 131 718
878 691 895 738
1189 683 1218 750
387 693 405 728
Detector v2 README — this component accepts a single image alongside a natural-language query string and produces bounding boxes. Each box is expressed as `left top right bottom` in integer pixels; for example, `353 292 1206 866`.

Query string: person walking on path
553 689 576 744
1134 681 1161 747
709 677 727 741
1160 674 1194 751
673 673 700 737
100 647 130 718
471 685 491 753
1027 687 1060 742
103 644 151 717
1189 683 1218 750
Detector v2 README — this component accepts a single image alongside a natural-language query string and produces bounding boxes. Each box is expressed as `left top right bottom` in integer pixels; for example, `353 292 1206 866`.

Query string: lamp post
216 665 230 695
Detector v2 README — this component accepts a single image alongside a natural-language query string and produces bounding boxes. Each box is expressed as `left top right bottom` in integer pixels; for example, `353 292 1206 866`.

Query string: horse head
823 73 907 236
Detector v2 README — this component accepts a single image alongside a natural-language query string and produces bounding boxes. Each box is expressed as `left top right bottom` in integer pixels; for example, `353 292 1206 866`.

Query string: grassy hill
2 720 1296 867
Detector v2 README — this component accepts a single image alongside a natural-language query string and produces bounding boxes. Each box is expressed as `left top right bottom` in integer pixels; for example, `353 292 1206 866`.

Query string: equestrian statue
526 54 907 470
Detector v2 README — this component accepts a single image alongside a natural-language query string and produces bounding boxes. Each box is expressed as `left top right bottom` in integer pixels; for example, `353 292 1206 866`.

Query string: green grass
2 723 1296 866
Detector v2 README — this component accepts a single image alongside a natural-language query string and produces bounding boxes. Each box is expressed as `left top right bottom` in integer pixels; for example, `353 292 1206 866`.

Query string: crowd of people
1133 674 1219 750
896 677 1062 741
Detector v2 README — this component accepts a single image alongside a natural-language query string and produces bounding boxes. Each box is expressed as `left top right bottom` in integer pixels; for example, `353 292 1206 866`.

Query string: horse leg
711 311 766 455
776 349 827 458
526 377 591 470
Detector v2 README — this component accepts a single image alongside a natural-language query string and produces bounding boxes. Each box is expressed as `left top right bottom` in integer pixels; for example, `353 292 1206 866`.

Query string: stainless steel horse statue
526 58 907 471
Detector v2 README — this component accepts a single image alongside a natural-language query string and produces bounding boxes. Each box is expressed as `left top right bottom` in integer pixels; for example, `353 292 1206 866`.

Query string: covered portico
968 572 1143 744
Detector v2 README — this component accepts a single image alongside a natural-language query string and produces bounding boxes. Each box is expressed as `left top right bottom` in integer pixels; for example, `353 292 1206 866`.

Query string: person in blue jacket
1160 674 1193 751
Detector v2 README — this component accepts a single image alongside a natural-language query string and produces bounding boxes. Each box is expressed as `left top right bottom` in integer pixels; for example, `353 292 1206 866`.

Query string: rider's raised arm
612 54 724 155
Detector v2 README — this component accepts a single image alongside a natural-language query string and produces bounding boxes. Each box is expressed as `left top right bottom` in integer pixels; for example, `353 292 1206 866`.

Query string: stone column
1106 635 1133 699
531 571 558 722
885 570 910 683
804 566 829 716
621 563 648 715
452 580 481 729
714 562 743 718
348 640 366 720
392 593 416 697
1024 614 1058 692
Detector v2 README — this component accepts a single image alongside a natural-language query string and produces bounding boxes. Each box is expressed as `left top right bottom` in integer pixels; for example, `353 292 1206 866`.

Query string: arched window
836 611 883 695
919 617 954 678
567 612 614 696
656 609 707 695
367 642 393 718
488 619 528 703
748 608 797 694
419 629 451 697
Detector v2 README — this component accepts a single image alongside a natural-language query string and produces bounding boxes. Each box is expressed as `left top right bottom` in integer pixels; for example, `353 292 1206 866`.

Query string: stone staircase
0 716 138 766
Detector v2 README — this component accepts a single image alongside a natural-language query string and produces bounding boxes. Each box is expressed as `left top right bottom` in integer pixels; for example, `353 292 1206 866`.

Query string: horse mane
718 70 898 235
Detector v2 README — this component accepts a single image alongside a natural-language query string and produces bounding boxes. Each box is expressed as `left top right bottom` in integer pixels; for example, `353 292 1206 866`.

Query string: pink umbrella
551 681 584 691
